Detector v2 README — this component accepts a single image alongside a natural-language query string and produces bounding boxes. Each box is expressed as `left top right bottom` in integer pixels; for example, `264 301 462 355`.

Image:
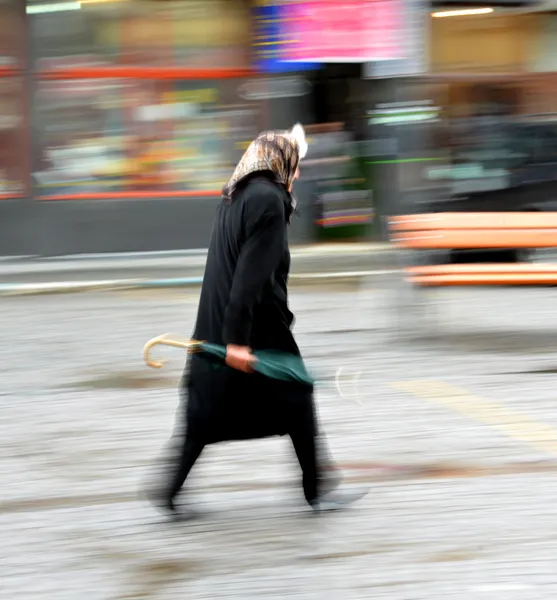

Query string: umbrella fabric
198 342 314 386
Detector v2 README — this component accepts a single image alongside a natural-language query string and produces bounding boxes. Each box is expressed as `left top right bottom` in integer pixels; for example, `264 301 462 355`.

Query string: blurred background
1 0 555 256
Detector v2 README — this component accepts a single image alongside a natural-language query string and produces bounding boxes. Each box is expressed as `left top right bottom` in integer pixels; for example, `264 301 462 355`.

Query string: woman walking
149 125 366 518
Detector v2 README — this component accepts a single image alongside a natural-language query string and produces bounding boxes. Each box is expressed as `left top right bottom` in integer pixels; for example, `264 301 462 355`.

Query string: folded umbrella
143 334 314 386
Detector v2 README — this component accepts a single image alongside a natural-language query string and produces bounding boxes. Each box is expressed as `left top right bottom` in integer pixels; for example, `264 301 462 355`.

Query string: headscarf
222 124 308 210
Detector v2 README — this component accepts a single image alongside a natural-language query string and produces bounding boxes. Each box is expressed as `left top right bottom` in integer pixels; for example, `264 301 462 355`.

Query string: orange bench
389 213 557 286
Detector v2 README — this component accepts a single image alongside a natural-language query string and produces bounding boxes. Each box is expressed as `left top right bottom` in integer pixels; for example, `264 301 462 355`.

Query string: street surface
3 283 557 599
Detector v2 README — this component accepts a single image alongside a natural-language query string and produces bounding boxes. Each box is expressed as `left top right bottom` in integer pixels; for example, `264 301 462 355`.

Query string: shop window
33 78 261 199
29 0 259 200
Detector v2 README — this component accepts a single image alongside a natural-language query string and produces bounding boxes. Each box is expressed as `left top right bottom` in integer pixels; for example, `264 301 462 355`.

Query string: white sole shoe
311 486 369 513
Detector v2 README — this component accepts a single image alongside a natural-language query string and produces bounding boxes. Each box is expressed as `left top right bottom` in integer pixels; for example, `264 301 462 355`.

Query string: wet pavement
3 283 557 599
0 243 390 285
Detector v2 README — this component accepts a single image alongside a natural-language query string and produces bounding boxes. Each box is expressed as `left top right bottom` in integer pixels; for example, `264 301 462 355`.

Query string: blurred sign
364 0 428 77
282 0 404 63
368 102 440 125
252 1 319 73
239 77 311 100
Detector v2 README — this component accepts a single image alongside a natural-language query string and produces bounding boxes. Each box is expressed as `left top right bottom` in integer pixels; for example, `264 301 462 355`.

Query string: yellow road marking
390 380 557 456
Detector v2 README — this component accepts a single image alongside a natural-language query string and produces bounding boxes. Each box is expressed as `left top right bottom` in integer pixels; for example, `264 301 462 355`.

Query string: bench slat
410 273 557 286
393 229 557 249
390 213 557 232
408 264 557 276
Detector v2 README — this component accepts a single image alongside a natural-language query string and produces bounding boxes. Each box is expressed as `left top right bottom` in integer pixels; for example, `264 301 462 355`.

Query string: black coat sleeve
222 183 286 346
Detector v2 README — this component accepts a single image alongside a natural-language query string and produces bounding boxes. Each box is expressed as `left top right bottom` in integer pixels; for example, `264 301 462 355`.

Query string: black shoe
144 487 177 518
311 486 369 513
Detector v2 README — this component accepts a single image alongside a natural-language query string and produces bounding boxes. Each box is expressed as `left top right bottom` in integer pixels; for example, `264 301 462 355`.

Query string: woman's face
289 166 300 192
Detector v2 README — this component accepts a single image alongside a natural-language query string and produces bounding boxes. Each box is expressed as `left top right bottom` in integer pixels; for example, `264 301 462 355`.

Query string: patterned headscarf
222 124 308 206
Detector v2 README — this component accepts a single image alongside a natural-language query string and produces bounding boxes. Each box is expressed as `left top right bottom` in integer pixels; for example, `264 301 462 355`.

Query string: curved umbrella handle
143 333 201 369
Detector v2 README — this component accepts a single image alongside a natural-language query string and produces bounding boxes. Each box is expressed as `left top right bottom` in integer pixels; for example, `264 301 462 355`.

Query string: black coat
183 173 315 445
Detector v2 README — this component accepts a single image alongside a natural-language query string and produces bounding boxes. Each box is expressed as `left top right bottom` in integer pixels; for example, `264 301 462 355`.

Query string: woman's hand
225 344 255 373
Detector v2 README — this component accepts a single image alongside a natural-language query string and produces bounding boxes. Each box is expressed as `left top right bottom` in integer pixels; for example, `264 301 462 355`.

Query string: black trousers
163 385 340 506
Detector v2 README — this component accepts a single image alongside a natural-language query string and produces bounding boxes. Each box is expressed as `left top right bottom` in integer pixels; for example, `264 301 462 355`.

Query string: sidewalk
5 287 557 598
0 243 394 295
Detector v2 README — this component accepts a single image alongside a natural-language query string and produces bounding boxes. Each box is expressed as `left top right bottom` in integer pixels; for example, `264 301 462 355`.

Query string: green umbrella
143 334 314 386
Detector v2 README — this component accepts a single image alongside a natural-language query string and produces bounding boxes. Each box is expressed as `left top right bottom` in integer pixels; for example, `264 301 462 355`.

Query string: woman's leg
165 433 205 502
148 370 205 513
289 411 319 505
288 389 342 505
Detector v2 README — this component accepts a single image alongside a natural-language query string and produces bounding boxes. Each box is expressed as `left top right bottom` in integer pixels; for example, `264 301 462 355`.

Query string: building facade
1 0 274 255
2 1 557 255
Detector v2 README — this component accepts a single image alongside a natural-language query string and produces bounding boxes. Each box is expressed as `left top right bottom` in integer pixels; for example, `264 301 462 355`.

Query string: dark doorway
309 64 366 138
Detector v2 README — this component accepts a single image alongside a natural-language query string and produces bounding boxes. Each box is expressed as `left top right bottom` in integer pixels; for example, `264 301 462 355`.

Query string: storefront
423 7 557 213
3 1 555 255
0 0 421 253
0 0 272 255
1 0 415 254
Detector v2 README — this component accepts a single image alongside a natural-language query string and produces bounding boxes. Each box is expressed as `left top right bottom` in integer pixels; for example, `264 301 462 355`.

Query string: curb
0 270 396 297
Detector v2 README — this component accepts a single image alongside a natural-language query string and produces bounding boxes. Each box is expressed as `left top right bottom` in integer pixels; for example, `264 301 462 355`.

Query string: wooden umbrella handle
143 334 201 369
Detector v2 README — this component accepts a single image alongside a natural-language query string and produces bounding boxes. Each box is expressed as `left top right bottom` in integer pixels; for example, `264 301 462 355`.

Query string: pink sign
283 0 403 63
